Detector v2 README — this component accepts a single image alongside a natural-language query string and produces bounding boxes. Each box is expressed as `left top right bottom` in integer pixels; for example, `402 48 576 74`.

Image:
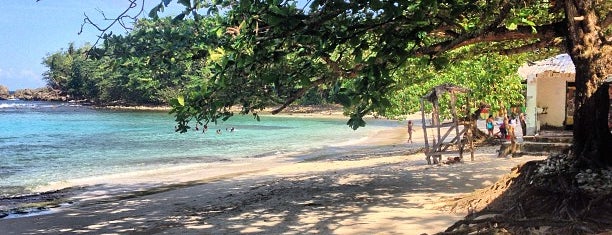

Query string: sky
0 1 180 90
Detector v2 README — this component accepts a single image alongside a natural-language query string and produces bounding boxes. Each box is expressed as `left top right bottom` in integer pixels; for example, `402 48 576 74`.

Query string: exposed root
439 154 612 234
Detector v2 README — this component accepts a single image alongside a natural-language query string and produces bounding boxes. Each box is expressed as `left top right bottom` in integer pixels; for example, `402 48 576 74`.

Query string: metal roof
518 53 575 79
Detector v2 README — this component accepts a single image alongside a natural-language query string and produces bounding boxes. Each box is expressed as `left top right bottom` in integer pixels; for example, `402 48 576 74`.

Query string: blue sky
0 1 179 90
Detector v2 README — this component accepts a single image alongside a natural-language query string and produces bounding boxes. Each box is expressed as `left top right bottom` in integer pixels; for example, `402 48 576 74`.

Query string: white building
518 54 575 136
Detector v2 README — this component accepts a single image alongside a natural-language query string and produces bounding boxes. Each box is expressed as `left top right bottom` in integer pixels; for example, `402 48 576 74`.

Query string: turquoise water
0 100 398 197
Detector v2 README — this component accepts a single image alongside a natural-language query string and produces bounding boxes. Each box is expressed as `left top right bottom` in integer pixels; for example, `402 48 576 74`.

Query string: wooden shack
420 84 474 164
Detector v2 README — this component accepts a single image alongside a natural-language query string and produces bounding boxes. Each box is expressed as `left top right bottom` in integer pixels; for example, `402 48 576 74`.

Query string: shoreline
0 102 385 199
0 120 409 218
0 111 424 218
95 104 346 114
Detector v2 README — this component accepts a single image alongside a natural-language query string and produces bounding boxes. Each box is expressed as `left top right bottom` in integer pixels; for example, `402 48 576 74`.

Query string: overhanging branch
499 38 564 55
602 10 612 28
79 0 145 48
270 57 364 114
270 75 332 114
417 21 566 56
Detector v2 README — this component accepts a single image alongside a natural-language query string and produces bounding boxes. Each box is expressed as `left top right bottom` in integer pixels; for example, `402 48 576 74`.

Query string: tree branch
499 37 564 55
602 10 612 28
269 75 331 114
417 0 512 56
270 57 364 114
79 0 145 48
416 21 566 56
601 11 612 45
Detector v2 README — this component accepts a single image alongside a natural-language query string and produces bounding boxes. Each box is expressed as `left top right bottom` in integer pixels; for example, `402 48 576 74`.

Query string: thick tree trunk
564 0 612 168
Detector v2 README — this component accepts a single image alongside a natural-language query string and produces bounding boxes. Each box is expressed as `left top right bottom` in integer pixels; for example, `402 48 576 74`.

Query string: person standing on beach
500 116 509 140
486 115 495 137
407 120 414 143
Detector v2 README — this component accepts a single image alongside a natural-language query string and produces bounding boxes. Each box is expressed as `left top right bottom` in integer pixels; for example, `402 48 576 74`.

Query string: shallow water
0 100 399 197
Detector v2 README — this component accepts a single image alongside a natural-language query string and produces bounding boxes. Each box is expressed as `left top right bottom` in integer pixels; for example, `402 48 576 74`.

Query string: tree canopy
146 0 610 166
147 0 579 130
45 1 541 126
49 0 610 165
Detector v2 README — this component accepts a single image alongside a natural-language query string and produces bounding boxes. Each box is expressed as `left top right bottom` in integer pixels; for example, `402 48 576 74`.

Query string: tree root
440 214 593 235
440 156 612 234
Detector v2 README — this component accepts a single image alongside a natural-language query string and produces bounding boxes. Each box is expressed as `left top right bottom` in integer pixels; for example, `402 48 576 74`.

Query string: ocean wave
0 103 34 109
0 102 82 110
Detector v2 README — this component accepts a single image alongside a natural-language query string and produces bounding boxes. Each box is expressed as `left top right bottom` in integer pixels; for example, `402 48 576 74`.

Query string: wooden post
467 96 474 161
450 92 462 159
420 99 431 164
433 100 441 152
421 99 429 149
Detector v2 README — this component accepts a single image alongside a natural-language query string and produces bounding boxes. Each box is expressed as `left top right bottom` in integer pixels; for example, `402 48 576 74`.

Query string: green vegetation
384 51 534 119
43 17 219 105
43 7 539 127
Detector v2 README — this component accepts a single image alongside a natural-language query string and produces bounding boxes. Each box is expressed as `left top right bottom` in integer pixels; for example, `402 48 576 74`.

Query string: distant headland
0 85 66 101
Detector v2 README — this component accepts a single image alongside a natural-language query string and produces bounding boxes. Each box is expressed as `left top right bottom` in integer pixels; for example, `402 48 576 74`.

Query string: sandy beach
0 114 546 234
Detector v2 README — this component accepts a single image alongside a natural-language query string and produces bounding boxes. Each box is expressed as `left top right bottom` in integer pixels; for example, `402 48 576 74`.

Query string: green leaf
269 5 287 16
521 18 536 26
216 27 224 38
149 4 163 18
347 116 366 130
177 0 191 7
506 22 518 30
177 95 185 106
173 13 186 22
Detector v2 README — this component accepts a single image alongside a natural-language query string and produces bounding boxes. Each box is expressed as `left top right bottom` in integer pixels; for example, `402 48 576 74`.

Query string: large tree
563 0 612 167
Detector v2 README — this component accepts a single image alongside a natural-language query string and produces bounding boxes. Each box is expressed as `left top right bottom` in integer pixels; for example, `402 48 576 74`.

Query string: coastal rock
13 87 66 101
0 85 9 100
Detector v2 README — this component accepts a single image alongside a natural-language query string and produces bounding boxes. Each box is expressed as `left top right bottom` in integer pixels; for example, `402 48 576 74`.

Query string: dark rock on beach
0 188 76 218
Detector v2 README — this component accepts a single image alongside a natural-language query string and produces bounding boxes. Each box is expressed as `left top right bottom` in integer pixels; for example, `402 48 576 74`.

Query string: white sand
0 114 546 234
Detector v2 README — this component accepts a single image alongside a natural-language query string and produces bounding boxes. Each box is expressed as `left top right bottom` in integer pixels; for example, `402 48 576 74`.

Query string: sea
0 100 400 198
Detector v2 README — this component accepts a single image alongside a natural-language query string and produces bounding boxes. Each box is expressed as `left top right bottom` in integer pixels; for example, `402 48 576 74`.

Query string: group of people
404 112 527 144
485 113 527 140
195 123 208 132
195 124 235 134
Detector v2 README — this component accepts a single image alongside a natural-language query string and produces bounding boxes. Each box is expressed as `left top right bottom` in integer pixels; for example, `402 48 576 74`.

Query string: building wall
525 75 538 135
535 72 574 127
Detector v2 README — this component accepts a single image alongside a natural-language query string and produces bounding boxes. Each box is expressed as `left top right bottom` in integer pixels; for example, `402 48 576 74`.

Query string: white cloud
0 67 46 90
